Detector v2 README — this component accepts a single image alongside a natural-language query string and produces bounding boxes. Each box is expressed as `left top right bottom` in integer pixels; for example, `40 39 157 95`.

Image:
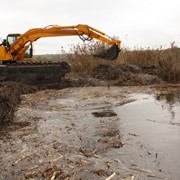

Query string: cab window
7 34 20 46
25 45 33 58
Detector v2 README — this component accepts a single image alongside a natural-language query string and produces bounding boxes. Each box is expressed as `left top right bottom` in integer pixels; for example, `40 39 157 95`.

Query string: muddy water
0 87 180 179
115 91 180 180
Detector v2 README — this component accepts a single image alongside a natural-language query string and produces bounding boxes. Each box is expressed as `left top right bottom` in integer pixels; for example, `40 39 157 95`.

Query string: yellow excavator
0 24 121 85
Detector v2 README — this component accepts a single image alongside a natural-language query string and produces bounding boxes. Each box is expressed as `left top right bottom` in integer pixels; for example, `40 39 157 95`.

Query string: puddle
115 91 180 179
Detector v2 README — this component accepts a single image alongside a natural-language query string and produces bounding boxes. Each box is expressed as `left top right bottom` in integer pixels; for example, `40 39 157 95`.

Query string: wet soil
0 86 180 179
0 63 180 179
0 87 127 179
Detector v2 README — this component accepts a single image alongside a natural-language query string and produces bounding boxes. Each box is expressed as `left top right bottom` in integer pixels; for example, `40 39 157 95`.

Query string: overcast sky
0 0 180 54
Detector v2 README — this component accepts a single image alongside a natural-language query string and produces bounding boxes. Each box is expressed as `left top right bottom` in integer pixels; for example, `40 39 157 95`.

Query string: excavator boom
7 24 120 61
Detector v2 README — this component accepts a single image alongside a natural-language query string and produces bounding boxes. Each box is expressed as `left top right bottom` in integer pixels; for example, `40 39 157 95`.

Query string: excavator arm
8 24 121 61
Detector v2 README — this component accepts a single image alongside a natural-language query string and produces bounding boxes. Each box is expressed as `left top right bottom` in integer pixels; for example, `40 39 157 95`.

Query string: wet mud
0 86 180 179
0 63 180 179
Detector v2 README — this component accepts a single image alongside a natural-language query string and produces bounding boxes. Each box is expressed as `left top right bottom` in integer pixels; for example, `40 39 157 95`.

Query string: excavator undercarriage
0 61 70 85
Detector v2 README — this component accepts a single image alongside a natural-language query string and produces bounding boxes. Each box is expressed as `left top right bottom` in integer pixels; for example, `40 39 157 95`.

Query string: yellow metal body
0 46 13 60
0 24 121 62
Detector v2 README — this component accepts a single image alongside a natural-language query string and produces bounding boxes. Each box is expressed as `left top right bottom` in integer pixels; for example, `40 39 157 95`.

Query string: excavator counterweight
0 24 121 85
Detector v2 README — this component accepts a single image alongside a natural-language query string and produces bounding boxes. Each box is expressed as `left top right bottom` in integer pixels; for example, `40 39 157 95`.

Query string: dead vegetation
54 42 180 83
119 47 180 82
0 82 37 123
92 63 162 86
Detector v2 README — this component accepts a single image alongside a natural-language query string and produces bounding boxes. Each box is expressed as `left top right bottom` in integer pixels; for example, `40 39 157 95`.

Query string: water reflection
156 91 180 105
155 91 180 122
117 91 180 179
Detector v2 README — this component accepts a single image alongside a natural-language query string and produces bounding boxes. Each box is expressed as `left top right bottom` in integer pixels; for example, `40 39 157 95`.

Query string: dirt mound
0 82 37 123
92 64 161 85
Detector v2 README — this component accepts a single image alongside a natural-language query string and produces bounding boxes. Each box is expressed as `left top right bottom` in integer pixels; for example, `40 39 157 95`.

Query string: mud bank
92 64 162 86
0 86 180 179
0 83 37 123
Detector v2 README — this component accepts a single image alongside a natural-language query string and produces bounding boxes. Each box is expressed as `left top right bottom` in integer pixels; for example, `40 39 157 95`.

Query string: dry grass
118 47 180 82
33 42 180 82
118 48 160 65
64 42 118 74
67 43 180 82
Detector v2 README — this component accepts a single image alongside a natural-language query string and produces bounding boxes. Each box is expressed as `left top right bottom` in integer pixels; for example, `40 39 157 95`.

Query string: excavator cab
7 34 33 59
7 34 20 47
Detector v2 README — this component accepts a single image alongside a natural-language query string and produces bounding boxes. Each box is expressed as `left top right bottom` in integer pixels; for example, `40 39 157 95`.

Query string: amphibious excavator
0 24 121 85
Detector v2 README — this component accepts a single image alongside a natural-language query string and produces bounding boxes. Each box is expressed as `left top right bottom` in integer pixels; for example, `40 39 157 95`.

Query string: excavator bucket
93 45 120 60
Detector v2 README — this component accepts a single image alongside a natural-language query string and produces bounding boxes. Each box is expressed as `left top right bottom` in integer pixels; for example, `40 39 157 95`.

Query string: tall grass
118 47 180 82
66 42 180 82
64 42 118 74
117 48 160 65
